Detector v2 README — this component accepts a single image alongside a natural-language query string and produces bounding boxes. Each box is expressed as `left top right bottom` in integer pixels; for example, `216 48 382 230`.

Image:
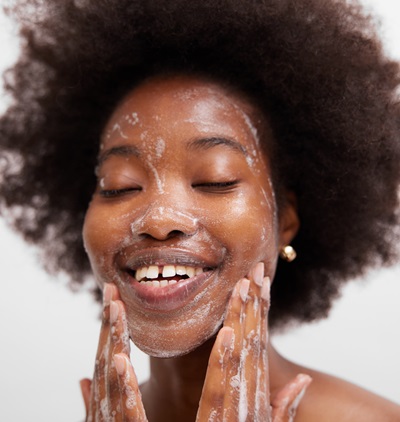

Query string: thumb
79 378 92 416
272 373 312 422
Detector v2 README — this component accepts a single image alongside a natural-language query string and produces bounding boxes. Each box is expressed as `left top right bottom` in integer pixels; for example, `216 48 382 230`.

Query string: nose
132 204 199 240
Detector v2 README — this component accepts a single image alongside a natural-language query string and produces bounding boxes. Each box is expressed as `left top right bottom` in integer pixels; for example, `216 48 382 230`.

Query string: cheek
82 203 134 284
198 190 278 276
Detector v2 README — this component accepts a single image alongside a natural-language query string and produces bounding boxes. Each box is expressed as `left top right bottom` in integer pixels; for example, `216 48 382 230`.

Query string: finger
243 265 271 420
272 374 312 422
257 275 272 419
89 283 120 421
108 300 132 421
221 278 250 420
196 326 234 421
223 277 247 329
114 353 148 421
80 378 92 416
110 300 131 356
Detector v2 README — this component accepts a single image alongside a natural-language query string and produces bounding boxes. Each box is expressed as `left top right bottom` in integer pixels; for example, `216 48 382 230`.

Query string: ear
278 191 300 249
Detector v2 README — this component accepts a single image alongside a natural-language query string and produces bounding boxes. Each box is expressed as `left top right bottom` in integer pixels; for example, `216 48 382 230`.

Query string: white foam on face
261 187 275 215
140 130 148 141
127 268 230 358
181 117 213 133
231 102 260 147
155 137 165 158
129 212 147 240
174 210 199 227
242 112 260 146
127 204 199 240
111 123 128 139
266 178 278 224
246 154 255 168
146 154 164 194
125 112 139 127
260 225 267 242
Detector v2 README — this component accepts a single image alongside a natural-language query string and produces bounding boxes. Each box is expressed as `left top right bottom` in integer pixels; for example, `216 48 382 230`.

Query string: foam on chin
130 300 224 358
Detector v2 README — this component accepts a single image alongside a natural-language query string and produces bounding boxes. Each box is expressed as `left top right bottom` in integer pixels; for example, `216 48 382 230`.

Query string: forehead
102 74 266 151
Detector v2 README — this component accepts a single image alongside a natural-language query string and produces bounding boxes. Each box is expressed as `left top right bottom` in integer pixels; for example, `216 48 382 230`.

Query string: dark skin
81 276 311 421
80 74 400 421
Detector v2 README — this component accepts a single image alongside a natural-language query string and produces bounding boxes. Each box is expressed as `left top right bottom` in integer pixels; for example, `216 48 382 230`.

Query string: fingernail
253 262 264 287
261 276 271 301
103 284 112 306
231 280 241 298
240 278 250 302
298 374 313 388
221 327 234 349
113 354 126 376
110 300 119 324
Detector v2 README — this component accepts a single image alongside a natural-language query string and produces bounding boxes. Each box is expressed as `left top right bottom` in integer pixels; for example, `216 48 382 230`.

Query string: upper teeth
135 265 203 281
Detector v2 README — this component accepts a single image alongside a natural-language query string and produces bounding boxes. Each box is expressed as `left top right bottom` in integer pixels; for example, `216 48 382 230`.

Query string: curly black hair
1 0 400 329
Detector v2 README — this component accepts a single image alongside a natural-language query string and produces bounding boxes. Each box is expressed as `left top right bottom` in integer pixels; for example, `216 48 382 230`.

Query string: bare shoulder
293 366 400 422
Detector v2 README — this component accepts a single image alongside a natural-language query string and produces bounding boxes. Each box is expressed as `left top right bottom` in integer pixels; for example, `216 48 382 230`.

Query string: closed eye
192 180 239 193
99 187 142 198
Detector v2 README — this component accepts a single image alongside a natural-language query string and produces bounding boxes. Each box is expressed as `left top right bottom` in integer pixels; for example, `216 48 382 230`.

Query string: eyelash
192 180 239 191
99 187 141 198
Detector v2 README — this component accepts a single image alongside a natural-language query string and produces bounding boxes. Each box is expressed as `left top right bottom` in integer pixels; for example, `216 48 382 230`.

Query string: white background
0 1 400 421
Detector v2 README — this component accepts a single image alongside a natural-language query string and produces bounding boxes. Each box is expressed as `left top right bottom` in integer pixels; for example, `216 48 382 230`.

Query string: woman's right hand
80 283 148 422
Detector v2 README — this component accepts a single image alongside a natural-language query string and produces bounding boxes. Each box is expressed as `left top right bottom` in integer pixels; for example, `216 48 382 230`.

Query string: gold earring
280 245 297 262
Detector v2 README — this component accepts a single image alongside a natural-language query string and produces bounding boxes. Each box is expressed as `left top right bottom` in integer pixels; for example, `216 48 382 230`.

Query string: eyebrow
187 137 248 156
98 145 140 165
98 136 248 165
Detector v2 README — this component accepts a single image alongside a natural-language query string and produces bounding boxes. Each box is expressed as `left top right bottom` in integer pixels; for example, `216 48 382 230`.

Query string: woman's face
83 75 297 357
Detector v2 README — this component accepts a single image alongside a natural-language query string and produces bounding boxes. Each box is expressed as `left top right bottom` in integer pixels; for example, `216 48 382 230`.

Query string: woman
1 0 400 420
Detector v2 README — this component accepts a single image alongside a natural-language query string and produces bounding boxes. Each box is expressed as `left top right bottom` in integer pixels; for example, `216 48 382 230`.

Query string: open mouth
119 248 221 311
129 265 213 287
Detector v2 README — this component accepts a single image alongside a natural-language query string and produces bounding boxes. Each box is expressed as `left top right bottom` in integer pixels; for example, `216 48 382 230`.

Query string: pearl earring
280 245 297 262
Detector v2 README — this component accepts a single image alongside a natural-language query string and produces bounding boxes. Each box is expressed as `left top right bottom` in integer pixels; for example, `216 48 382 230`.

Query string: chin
129 308 224 358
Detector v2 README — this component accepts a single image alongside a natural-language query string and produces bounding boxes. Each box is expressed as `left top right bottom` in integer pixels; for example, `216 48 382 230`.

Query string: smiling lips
134 265 206 287
119 248 221 311
124 263 215 312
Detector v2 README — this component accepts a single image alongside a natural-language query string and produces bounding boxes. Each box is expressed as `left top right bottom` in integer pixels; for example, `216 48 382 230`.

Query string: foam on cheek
260 188 274 215
260 225 267 242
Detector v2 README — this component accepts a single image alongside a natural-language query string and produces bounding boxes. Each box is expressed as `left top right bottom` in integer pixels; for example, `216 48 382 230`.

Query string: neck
141 338 215 422
140 338 297 422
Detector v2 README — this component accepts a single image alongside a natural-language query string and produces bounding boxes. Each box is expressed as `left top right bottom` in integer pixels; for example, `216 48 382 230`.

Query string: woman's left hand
196 262 312 421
